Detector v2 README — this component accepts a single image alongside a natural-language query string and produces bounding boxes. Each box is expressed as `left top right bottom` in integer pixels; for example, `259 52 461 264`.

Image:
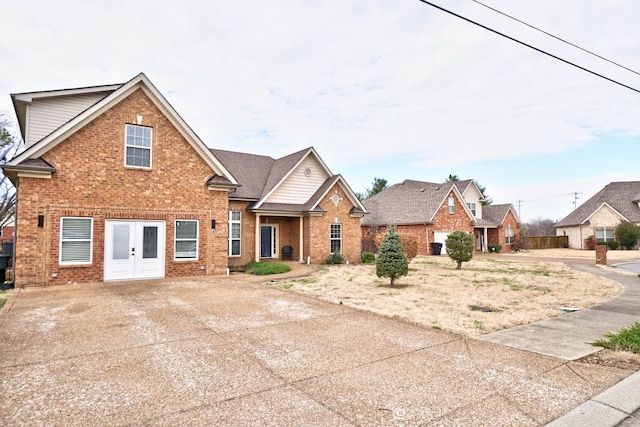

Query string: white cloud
1 0 638 221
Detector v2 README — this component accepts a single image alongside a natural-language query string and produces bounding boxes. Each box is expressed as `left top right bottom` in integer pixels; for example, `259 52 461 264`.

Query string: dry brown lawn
276 249 638 337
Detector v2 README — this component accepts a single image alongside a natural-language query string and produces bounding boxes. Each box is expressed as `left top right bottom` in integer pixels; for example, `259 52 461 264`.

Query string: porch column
255 214 261 262
299 215 304 262
483 227 488 252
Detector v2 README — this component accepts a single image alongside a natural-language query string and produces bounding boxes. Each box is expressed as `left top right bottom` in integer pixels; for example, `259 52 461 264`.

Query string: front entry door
260 225 278 259
104 220 165 281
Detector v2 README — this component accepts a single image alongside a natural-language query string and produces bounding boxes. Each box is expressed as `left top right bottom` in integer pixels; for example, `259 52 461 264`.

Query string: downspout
255 214 260 262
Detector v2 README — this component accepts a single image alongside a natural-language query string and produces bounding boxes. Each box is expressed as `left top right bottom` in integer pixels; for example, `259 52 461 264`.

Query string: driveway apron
0 272 636 426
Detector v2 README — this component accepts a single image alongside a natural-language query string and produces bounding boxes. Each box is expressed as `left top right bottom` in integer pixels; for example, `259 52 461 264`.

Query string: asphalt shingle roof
361 180 454 226
555 181 640 227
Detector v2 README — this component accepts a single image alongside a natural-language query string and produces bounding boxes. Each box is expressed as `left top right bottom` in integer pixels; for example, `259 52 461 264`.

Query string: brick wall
426 191 474 254
308 185 362 264
14 88 229 287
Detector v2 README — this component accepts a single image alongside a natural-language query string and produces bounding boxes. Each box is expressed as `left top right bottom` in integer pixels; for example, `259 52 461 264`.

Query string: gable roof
556 181 640 227
213 147 367 215
361 179 473 226
5 73 237 186
482 203 520 226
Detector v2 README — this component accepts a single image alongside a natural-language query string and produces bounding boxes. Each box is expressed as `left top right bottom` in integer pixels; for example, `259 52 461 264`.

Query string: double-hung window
175 220 198 260
467 202 476 216
330 224 342 253
595 227 614 243
229 211 241 256
448 197 455 214
125 124 152 168
505 226 515 244
60 217 93 264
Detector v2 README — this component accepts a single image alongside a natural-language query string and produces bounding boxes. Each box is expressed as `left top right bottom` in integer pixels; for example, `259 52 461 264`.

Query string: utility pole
516 200 523 219
571 192 581 210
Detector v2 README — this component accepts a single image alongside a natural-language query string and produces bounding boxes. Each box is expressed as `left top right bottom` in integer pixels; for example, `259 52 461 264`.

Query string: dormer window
125 124 152 168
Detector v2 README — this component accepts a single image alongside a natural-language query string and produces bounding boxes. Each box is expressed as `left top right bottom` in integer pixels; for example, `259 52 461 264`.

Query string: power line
471 0 640 77
416 0 640 94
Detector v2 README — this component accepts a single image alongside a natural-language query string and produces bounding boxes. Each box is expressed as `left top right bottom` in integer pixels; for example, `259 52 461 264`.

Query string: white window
595 227 614 243
175 220 198 260
125 124 152 168
505 226 515 244
467 202 476 216
229 211 241 256
448 197 455 214
330 224 342 253
60 217 93 264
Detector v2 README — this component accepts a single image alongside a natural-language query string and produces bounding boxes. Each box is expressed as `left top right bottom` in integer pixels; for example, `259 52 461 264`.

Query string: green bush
243 261 291 275
488 244 502 253
445 231 474 270
326 250 345 264
616 222 640 249
607 241 619 250
361 252 376 264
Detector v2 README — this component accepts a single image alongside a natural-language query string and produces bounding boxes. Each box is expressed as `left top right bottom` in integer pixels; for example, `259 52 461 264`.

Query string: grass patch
0 289 7 309
592 322 640 353
243 261 292 275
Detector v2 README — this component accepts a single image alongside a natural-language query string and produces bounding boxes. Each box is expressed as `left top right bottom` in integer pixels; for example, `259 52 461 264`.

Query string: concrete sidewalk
479 263 640 426
0 263 638 425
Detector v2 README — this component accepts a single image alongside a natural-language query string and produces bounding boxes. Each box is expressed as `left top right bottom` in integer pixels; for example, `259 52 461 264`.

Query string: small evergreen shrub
243 261 292 275
488 244 502 253
607 241 619 250
326 250 345 264
361 252 376 264
376 225 408 287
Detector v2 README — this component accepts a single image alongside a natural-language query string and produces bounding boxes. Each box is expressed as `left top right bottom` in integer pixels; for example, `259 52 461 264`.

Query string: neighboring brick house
361 179 520 254
555 181 640 249
0 224 14 245
3 73 367 287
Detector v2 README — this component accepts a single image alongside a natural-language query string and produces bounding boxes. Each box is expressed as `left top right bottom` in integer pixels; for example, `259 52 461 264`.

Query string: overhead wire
471 0 640 77
416 0 640 94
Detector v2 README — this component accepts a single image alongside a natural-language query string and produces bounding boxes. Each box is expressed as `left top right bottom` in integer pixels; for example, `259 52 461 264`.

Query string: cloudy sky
1 0 639 222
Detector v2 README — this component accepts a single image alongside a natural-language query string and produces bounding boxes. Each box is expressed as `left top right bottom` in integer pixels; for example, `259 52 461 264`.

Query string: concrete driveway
0 271 635 426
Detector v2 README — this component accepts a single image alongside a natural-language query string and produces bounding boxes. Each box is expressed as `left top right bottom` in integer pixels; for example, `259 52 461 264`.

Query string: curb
546 371 640 426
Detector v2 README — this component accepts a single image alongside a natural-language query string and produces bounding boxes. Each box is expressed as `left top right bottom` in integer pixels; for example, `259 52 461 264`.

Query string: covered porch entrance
254 214 305 262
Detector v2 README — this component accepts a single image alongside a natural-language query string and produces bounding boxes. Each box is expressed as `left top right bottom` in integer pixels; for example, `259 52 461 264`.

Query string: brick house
555 181 640 249
361 179 520 254
3 73 367 287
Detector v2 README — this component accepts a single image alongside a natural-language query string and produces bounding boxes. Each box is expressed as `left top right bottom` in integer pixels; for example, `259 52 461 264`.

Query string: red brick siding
307 185 362 264
426 192 474 254
13 89 229 287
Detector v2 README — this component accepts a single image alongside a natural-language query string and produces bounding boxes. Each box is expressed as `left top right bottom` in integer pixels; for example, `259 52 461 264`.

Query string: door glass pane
112 224 130 260
143 226 158 259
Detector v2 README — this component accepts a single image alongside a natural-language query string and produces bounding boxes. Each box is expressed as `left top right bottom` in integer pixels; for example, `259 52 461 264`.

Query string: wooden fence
520 235 569 250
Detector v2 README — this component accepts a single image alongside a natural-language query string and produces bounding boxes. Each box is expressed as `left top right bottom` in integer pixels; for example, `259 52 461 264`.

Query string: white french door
104 220 165 281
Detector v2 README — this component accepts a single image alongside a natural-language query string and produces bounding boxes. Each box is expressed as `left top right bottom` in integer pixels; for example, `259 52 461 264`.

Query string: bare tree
524 217 557 236
0 112 22 229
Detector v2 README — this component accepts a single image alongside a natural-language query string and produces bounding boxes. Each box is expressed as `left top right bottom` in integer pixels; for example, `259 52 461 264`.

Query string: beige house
3 73 367 287
555 181 640 249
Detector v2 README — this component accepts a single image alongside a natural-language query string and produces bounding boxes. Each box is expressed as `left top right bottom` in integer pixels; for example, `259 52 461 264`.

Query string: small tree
445 230 474 270
616 222 640 249
376 225 408 287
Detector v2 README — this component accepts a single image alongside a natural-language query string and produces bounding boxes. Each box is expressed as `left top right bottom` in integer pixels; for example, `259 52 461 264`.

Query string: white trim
228 210 242 256
124 124 153 169
174 219 199 260
59 217 93 265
